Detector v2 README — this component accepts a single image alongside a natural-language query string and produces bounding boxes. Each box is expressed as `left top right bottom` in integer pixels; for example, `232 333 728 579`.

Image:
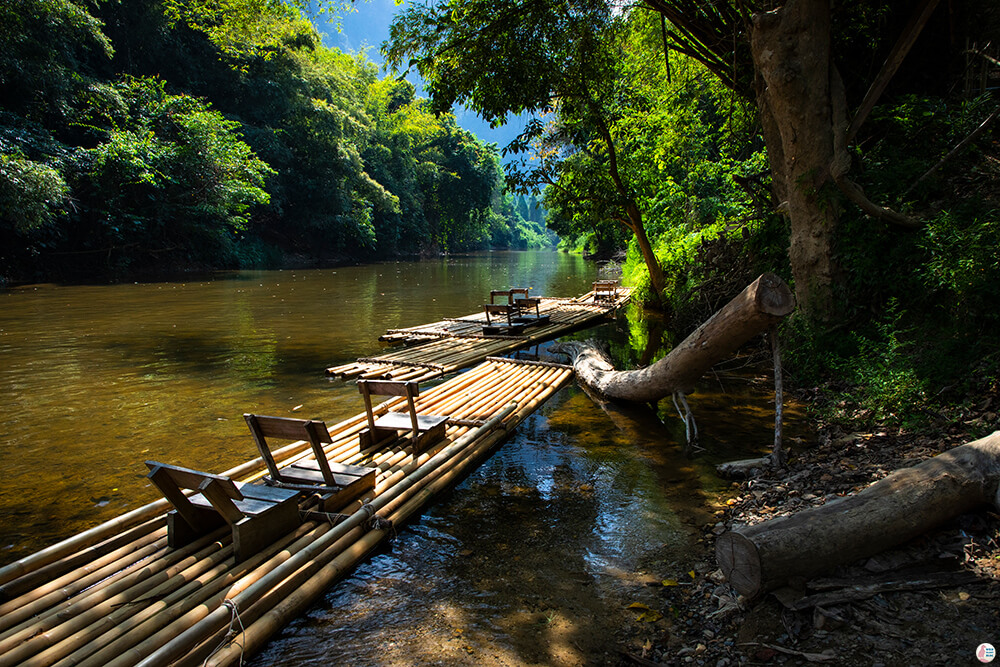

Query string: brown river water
0 250 804 665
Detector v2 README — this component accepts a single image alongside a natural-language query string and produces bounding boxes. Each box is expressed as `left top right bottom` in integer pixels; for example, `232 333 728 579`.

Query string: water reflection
248 307 808 666
0 249 808 666
252 388 703 667
0 251 593 560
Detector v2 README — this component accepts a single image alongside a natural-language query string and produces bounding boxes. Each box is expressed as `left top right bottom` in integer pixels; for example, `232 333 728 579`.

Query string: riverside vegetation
0 0 555 283
3 0 1000 663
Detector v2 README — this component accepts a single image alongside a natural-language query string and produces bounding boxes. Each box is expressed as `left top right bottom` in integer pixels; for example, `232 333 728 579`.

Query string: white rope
203 598 245 667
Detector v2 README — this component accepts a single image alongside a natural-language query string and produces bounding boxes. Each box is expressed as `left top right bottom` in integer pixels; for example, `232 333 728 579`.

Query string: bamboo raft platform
326 287 632 383
0 357 575 667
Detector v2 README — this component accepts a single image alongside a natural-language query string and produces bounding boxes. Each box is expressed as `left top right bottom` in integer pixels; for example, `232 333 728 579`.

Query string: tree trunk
751 0 839 320
553 273 794 403
626 201 667 298
716 431 1000 599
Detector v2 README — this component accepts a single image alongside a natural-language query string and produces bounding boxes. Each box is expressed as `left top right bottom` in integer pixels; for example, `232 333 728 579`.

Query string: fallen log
716 430 1000 599
553 273 794 403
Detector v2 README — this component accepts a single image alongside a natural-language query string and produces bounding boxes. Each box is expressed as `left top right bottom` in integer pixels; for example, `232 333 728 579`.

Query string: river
0 250 800 665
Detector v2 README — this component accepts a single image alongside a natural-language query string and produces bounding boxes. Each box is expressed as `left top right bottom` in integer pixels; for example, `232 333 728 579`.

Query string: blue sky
314 0 529 158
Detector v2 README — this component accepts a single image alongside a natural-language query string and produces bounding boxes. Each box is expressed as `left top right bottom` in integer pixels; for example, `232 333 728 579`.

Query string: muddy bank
616 389 1000 667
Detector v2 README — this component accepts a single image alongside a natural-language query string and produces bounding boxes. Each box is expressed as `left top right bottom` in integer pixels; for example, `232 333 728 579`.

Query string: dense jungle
3 0 1000 664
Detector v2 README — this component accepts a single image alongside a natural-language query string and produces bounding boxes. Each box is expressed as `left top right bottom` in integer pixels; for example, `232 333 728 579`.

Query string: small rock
694 643 707 655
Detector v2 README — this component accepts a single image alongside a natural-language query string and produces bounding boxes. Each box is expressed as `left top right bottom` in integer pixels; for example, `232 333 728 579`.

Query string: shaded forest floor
614 384 1000 667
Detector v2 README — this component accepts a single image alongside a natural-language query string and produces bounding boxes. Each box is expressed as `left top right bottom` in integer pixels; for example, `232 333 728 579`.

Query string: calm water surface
0 250 804 665
0 251 594 558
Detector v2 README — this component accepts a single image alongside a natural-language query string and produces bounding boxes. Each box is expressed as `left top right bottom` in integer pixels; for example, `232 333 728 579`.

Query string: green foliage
0 0 532 281
0 152 69 233
0 0 113 121
161 0 316 63
920 210 1000 324
69 76 273 265
831 301 928 426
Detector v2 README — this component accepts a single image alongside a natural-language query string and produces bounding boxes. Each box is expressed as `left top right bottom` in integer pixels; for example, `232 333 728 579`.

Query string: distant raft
326 285 632 383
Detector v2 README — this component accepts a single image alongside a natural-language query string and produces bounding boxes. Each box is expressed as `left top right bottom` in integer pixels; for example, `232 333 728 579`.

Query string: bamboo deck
326 288 632 383
0 357 575 667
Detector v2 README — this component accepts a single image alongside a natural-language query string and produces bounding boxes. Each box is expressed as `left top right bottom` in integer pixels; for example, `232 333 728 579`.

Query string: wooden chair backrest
356 380 419 398
593 280 618 299
483 303 514 325
357 379 420 438
145 460 245 527
509 287 530 301
244 414 336 487
489 289 511 304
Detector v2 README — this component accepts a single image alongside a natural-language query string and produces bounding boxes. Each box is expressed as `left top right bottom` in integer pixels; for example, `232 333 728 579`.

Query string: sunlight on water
0 251 593 560
0 251 808 666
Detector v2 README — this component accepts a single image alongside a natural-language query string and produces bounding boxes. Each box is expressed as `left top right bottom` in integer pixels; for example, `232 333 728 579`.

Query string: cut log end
715 531 763 599
754 272 796 317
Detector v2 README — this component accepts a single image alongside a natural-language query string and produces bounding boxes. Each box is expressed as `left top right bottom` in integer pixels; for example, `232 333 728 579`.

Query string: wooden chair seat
357 379 448 453
375 411 449 432
486 288 547 332
145 461 300 563
482 303 526 335
244 414 376 511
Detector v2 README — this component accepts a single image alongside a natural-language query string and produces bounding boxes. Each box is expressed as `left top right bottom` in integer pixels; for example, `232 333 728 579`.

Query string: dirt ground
612 392 1000 667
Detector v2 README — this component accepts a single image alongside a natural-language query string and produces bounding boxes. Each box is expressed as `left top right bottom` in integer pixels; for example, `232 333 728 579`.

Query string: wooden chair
243 414 376 510
489 289 513 305
509 288 549 325
487 288 548 329
593 280 619 302
482 303 526 335
145 461 300 563
357 380 448 453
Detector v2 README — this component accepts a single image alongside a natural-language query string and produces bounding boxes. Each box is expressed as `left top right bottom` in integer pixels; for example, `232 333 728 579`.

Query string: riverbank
614 381 1000 667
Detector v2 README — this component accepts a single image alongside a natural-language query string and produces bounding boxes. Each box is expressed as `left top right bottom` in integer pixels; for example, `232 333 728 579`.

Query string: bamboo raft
326 287 632 383
0 357 574 667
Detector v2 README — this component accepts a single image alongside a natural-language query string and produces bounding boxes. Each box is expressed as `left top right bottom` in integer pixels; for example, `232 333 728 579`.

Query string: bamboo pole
0 411 361 591
62 521 317 667
0 518 165 601
200 403 525 667
203 385 567 667
134 405 519 667
2 358 576 667
0 531 167 634
25 541 240 667
0 531 230 667
94 520 339 667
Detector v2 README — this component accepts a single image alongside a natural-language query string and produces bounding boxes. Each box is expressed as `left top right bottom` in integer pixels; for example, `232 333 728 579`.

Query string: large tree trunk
751 0 839 320
716 431 1000 599
554 273 794 403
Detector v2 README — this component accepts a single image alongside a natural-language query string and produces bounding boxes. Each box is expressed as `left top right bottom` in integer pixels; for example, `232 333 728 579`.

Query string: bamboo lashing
0 358 576 667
